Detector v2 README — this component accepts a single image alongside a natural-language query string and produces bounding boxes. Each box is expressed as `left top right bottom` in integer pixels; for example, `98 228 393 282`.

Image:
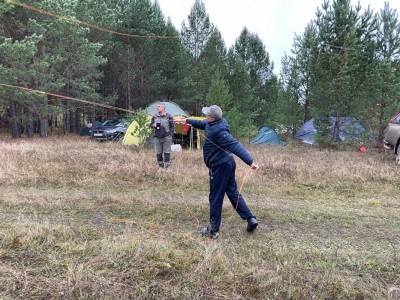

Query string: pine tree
230 27 277 125
368 2 400 140
0 0 106 137
276 54 304 137
206 69 255 138
180 0 214 61
311 0 376 141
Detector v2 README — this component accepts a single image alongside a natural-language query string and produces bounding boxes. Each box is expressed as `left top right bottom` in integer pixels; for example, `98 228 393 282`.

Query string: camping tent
174 116 205 149
123 101 204 149
294 117 371 144
145 101 189 117
122 116 152 146
250 126 285 145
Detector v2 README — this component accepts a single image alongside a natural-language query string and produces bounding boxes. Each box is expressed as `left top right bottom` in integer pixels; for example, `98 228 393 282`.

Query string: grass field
0 137 399 299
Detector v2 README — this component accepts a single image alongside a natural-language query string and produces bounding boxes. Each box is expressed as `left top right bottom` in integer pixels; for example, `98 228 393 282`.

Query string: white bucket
171 144 182 152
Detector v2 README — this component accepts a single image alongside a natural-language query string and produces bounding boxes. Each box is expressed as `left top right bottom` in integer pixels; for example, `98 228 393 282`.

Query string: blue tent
294 117 371 144
250 126 285 146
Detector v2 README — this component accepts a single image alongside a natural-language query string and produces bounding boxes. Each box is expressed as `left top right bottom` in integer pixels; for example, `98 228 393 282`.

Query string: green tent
145 101 189 117
250 126 285 146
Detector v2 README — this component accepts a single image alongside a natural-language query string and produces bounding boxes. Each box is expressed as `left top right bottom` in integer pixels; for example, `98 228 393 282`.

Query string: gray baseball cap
202 105 222 119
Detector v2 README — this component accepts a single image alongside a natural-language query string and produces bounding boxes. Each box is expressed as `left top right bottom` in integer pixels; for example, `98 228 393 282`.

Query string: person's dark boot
200 225 219 239
164 153 171 169
247 217 258 232
157 154 164 168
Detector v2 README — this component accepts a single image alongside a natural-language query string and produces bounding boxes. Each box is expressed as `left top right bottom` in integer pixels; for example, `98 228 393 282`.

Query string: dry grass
0 136 399 299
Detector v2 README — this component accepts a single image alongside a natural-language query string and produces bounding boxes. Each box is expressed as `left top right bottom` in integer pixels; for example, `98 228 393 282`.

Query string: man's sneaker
200 226 219 239
247 217 258 232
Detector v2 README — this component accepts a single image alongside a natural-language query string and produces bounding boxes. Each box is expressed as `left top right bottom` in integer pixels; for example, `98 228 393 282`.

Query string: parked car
90 117 129 141
383 111 400 154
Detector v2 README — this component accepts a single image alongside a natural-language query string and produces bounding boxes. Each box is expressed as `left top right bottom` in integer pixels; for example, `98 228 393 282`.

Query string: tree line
0 0 399 141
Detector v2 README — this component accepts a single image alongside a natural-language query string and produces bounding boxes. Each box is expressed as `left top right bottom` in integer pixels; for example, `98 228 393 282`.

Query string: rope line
6 0 179 40
181 189 201 229
0 83 257 235
221 166 253 233
3 1 256 236
0 83 135 114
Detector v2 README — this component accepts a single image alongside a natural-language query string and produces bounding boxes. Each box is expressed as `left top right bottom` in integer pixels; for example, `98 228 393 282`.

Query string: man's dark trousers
208 156 253 233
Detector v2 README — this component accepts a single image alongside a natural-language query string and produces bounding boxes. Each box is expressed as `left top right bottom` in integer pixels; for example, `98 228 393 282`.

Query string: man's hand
250 162 259 170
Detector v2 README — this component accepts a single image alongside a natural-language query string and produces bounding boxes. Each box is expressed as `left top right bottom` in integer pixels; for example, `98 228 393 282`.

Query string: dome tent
250 126 285 146
144 101 189 117
294 116 372 144
123 101 204 149
122 115 152 146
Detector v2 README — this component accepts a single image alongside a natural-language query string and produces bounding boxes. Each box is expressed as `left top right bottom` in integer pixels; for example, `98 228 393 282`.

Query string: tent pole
190 127 193 151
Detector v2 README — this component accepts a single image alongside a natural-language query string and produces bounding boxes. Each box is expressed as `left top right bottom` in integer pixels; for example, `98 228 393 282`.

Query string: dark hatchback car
383 111 400 155
90 118 129 141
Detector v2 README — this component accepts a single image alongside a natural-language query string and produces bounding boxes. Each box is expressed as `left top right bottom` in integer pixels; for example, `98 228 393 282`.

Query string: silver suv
383 111 400 154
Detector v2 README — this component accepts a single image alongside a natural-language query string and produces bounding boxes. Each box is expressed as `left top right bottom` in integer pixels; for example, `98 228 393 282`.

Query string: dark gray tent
251 126 285 146
294 117 371 144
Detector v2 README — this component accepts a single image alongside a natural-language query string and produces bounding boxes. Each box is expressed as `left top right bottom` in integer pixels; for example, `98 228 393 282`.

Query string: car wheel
396 142 400 155
116 133 124 141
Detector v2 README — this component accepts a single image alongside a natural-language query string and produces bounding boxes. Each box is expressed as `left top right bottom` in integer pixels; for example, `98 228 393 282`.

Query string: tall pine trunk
63 110 70 134
39 97 49 138
40 117 48 138
74 107 81 134
9 100 20 139
26 110 34 138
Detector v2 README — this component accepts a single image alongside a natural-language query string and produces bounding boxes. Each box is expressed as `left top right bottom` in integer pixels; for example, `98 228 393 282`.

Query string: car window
389 111 400 124
102 119 126 126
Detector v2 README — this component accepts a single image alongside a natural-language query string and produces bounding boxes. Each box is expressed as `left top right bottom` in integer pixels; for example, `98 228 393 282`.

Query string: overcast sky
155 0 399 74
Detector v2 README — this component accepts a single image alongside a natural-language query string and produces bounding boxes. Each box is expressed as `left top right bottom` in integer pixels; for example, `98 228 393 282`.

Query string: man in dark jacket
175 105 259 238
150 102 174 168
